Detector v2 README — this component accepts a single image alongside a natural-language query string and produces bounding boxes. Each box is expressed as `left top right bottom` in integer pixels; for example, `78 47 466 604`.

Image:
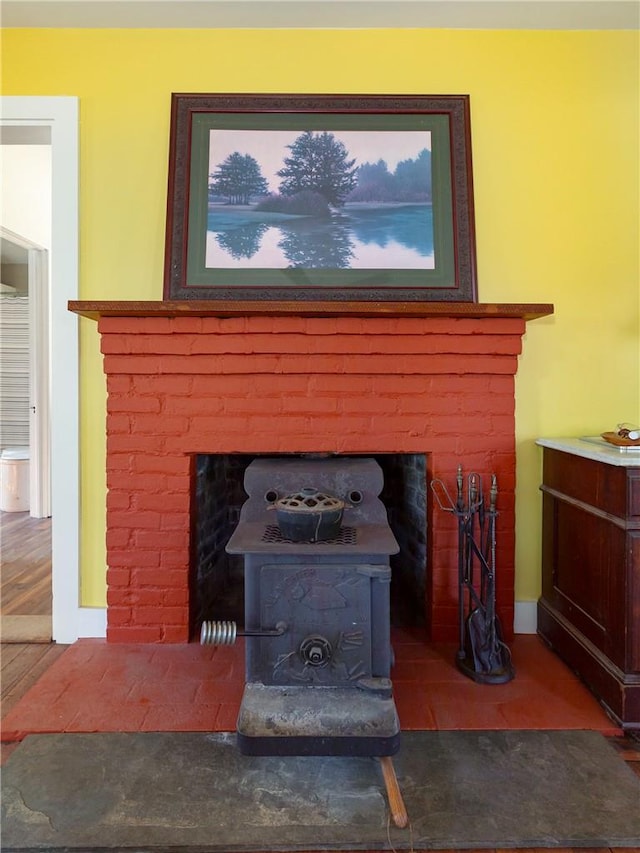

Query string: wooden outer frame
163 93 478 303
69 301 553 322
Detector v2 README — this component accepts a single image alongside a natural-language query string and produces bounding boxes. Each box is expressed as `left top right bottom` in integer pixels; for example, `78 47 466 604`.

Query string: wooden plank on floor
2 569 51 616
0 615 52 643
0 643 23 667
0 511 52 617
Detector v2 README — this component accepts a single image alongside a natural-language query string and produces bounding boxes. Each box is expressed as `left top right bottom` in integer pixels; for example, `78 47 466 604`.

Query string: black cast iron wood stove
202 456 401 759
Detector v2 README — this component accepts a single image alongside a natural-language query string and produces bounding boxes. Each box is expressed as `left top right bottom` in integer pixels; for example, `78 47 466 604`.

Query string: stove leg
379 755 408 829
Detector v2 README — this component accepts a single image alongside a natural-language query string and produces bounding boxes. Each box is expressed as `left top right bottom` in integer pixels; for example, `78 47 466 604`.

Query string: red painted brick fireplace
71 301 552 644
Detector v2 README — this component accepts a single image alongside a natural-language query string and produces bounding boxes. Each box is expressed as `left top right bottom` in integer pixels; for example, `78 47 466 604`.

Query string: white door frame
1 96 106 642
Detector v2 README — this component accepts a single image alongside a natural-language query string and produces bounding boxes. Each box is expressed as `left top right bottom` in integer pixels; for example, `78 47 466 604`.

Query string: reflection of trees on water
278 219 355 269
215 223 269 260
349 206 433 257
210 206 432 267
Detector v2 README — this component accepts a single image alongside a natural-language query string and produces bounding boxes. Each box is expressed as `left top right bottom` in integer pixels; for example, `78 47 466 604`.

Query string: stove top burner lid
274 488 344 513
268 487 347 543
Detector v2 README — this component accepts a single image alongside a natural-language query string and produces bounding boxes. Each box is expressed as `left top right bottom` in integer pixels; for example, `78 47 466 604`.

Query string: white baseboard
77 607 107 639
514 600 538 634
53 607 106 643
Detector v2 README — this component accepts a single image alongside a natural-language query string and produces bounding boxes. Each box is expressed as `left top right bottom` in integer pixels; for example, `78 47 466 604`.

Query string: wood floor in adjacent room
0 510 52 642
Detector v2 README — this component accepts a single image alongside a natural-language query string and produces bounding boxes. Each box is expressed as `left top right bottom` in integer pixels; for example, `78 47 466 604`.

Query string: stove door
250 563 390 686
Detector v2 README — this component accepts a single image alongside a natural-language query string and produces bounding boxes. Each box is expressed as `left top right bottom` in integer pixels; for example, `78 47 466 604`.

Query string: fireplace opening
192 453 428 640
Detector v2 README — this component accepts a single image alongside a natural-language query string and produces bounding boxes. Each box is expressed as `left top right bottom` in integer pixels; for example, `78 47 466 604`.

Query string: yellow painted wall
2 28 638 610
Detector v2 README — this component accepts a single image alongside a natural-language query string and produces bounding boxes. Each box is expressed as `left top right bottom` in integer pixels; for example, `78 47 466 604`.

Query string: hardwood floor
0 509 52 641
1 510 56 758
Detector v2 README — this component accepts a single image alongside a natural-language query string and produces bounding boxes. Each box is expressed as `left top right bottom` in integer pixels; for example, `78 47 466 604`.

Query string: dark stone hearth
3 730 638 850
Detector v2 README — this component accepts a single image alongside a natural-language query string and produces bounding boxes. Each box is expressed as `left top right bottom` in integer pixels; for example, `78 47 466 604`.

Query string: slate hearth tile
195 678 244 704
430 700 510 729
65 703 150 733
161 643 242 680
423 681 514 728
392 655 466 683
140 703 222 732
165 656 236 681
508 636 583 681
98 645 172 677
419 678 505 704
8 731 634 850
215 702 241 730
56 637 105 662
498 688 619 733
194 659 244 686
126 678 200 704
392 634 448 661
391 659 431 681
3 687 81 733
2 625 627 744
394 689 437 729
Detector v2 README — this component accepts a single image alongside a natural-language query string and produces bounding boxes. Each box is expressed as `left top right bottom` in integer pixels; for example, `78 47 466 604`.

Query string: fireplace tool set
201 456 408 828
430 466 515 685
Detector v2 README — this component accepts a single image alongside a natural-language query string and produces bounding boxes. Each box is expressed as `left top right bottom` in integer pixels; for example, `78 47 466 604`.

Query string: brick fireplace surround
71 301 553 645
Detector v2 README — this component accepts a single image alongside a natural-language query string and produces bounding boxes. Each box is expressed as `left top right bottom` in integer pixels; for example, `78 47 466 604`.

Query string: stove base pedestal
236 683 401 756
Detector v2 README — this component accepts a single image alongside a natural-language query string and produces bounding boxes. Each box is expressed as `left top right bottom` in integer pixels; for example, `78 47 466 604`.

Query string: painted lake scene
205 129 434 270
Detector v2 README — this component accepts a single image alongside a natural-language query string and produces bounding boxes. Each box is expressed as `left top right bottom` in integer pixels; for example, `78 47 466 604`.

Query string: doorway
0 96 92 643
0 226 51 518
0 223 51 641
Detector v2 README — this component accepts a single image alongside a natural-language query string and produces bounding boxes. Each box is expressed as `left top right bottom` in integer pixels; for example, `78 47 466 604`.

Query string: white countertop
536 437 640 467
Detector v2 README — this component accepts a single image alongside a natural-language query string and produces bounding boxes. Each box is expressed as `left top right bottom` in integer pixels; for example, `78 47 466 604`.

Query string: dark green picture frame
163 94 477 302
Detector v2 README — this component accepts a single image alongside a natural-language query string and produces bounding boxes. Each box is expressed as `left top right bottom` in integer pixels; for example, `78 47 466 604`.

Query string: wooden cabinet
537 439 640 730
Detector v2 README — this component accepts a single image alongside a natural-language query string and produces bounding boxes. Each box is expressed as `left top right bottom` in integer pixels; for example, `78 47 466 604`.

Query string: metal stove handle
200 620 287 646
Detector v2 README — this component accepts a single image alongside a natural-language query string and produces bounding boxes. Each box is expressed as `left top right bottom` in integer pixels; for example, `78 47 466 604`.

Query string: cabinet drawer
543 448 639 521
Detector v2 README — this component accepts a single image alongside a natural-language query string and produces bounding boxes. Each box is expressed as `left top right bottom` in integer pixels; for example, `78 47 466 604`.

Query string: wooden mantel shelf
68 300 554 322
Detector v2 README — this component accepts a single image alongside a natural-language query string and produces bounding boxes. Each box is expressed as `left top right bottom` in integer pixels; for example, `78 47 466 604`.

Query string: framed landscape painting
163 94 477 302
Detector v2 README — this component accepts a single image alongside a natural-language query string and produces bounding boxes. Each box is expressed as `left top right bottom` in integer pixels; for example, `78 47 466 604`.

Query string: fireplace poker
430 468 483 663
379 755 409 829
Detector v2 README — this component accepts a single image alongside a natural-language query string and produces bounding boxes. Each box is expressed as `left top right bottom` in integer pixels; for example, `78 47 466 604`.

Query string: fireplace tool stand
431 466 515 685
201 456 409 828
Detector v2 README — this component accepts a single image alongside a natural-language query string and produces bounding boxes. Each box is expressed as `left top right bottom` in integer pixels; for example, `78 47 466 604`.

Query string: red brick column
99 315 525 642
